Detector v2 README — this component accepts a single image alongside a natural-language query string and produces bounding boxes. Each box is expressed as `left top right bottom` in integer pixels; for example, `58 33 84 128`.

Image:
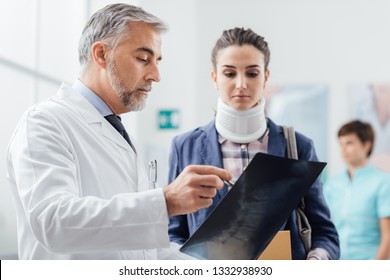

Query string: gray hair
79 3 168 71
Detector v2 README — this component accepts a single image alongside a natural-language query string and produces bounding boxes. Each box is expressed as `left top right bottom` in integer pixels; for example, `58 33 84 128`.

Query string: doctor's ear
211 71 218 90
91 41 110 69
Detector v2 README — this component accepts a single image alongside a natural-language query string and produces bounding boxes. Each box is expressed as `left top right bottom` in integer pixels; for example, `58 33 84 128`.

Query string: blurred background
1 0 389 259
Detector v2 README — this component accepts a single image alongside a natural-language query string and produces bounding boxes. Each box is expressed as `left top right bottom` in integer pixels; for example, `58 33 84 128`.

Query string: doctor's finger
185 165 232 182
190 173 224 190
195 185 218 199
194 197 213 210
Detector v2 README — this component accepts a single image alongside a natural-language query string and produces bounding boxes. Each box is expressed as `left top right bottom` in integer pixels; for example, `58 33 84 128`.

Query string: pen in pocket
149 160 157 189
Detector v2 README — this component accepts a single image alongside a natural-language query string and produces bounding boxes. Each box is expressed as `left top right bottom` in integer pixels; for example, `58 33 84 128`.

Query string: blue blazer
168 118 339 260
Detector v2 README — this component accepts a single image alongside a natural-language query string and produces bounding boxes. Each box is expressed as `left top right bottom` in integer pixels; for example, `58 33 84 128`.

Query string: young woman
168 27 339 260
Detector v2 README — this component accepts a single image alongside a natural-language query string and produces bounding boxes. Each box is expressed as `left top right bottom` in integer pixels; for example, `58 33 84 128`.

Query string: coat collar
57 83 133 152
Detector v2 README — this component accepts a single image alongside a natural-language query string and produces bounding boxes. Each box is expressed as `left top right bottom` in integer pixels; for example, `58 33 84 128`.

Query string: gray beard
107 61 148 112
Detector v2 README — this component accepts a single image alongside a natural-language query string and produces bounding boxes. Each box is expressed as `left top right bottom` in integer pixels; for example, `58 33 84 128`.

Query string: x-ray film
180 153 326 259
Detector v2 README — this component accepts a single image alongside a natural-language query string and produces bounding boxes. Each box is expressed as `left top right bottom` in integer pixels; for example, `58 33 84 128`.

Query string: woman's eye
247 72 259 78
223 72 236 78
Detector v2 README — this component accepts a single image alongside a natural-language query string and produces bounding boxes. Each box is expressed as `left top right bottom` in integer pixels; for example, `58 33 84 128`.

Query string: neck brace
215 97 267 144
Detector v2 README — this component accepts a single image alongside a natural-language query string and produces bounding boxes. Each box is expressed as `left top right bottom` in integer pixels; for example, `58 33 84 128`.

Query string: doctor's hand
164 165 232 217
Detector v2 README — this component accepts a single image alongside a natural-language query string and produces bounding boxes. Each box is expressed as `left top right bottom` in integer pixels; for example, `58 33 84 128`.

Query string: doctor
6 3 231 259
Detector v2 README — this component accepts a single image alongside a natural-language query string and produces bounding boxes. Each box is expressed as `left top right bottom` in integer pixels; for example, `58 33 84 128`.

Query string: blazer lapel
199 121 228 199
266 119 290 230
200 121 224 168
267 118 287 158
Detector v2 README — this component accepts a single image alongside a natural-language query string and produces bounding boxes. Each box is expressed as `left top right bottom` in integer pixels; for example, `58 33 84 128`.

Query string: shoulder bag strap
283 126 312 254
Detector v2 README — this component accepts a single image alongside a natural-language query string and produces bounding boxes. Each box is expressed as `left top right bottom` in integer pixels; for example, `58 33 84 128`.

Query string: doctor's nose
145 64 161 83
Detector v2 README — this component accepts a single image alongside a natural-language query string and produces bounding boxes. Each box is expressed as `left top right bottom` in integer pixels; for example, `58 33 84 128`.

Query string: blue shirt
324 165 390 259
72 79 113 116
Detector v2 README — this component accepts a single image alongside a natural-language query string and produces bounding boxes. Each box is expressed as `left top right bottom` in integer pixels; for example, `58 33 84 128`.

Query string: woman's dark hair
211 27 270 71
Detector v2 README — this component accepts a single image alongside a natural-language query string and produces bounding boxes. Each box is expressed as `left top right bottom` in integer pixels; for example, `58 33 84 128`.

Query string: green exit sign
158 109 180 129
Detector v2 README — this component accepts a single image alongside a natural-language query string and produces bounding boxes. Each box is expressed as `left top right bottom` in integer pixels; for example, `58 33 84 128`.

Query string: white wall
138 0 390 178
1 0 390 258
133 0 200 185
0 0 138 259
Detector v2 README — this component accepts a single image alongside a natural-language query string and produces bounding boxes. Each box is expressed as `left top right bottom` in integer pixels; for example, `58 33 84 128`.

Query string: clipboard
180 152 326 260
258 230 292 260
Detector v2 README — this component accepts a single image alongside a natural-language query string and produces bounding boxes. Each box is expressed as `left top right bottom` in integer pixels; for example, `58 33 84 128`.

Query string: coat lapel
267 118 287 158
58 84 132 151
100 122 133 151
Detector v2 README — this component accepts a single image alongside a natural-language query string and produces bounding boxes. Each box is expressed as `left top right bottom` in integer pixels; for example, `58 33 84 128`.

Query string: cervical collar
215 97 267 144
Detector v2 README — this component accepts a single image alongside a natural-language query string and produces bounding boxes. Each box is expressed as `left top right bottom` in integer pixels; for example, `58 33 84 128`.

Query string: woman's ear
211 71 218 90
264 69 270 88
91 41 109 69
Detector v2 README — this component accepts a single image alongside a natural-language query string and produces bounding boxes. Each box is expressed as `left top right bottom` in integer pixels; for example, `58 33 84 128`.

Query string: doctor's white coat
6 83 188 259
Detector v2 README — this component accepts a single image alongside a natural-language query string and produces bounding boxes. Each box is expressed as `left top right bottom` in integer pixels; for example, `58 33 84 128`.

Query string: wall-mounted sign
158 109 180 129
